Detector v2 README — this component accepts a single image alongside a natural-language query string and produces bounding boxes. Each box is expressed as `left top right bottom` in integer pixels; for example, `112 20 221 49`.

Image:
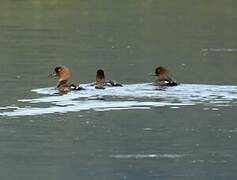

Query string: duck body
70 84 85 91
95 69 122 89
56 80 71 92
50 65 84 93
106 80 123 87
153 79 178 87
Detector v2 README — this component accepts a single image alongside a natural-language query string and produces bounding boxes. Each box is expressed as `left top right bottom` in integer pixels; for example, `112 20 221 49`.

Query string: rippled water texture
1 83 237 116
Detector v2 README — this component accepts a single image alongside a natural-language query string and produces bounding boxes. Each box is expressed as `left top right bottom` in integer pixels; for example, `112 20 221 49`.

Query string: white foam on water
1 83 237 117
24 83 237 103
0 100 194 117
0 106 19 110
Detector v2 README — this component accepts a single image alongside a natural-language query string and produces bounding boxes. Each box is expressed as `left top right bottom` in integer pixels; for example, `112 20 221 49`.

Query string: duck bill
148 72 156 76
48 72 56 77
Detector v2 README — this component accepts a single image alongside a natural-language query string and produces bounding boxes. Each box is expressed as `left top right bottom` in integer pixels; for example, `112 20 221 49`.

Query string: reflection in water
1 83 237 116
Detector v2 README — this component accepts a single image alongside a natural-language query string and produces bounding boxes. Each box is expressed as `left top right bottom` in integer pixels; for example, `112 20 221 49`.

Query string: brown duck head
96 69 105 83
154 66 170 80
50 65 71 82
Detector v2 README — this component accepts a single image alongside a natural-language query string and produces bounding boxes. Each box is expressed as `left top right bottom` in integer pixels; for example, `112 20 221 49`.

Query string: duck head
50 65 71 82
154 66 170 80
96 69 105 83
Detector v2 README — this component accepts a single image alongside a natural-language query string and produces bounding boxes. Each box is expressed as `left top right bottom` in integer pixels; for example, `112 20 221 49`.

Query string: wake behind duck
0 83 237 117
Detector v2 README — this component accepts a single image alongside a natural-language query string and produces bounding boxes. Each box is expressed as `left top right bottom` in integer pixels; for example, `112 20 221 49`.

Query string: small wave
202 48 237 52
217 128 237 133
109 154 188 159
0 100 194 117
0 106 19 110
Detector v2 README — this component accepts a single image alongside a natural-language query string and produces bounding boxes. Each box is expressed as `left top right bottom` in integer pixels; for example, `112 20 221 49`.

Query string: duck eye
55 67 62 72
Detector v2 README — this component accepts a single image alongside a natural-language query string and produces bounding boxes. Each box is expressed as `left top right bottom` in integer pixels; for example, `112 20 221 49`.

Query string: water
1 83 237 116
0 0 237 179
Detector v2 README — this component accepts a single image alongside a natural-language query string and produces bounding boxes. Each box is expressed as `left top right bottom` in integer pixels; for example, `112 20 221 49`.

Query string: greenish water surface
0 0 237 179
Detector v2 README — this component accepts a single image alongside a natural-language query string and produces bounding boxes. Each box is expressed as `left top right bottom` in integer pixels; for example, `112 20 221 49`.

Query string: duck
152 66 178 86
49 65 84 93
95 69 122 89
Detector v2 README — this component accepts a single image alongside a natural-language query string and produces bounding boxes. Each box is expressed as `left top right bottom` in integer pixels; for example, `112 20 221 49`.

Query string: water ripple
0 83 237 117
109 154 188 159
